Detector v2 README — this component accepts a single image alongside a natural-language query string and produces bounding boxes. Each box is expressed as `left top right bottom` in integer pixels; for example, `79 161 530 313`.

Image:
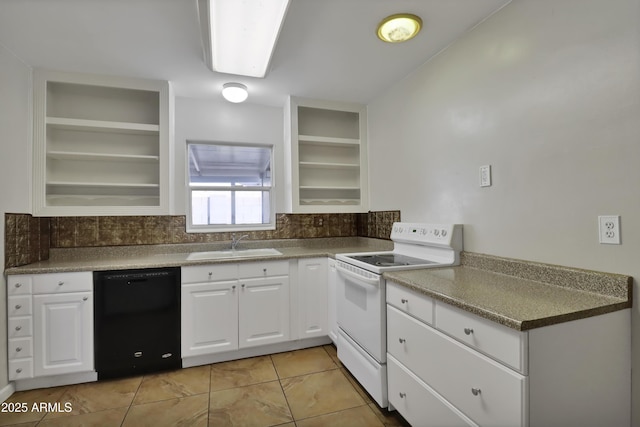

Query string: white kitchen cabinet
181 280 238 357
181 260 290 357
297 257 328 339
284 96 369 213
386 281 631 427
327 258 338 344
32 68 173 216
33 291 93 377
7 272 94 381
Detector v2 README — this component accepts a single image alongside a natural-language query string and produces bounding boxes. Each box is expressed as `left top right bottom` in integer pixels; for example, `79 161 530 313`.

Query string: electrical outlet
479 165 491 187
598 215 621 244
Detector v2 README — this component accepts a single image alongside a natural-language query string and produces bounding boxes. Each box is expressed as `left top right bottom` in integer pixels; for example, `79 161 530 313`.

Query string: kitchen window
187 142 274 232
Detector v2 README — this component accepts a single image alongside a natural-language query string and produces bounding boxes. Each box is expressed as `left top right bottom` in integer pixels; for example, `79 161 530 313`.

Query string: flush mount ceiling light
377 13 423 43
222 83 248 103
197 0 291 78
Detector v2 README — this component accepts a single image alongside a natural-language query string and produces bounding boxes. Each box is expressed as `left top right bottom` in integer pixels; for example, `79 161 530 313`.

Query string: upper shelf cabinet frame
284 96 369 213
32 68 173 216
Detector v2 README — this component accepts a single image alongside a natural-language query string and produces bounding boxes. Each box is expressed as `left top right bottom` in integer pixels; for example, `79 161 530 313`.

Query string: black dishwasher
94 267 181 379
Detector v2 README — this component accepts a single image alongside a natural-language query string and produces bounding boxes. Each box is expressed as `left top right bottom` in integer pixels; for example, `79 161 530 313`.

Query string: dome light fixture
222 82 248 103
377 13 422 43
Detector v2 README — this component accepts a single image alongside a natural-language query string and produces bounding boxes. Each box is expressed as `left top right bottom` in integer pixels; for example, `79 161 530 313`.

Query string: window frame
186 140 276 233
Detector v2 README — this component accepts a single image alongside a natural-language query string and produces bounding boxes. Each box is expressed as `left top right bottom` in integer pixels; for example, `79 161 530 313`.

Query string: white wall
367 0 640 422
173 97 285 216
0 44 32 394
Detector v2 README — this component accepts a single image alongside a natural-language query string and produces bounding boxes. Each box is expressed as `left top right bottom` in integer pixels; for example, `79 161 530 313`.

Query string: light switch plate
479 165 491 187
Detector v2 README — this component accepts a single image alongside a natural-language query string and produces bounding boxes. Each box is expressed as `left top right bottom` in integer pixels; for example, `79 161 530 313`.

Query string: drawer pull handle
15 326 22 331
471 388 481 396
401 298 408 304
398 338 406 344
58 281 64 286
464 328 474 335
16 368 22 374
399 392 406 398
15 283 22 288
15 304 22 310
16 347 22 352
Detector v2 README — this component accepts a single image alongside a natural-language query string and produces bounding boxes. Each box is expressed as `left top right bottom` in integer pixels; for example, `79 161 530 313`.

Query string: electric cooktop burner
348 253 438 267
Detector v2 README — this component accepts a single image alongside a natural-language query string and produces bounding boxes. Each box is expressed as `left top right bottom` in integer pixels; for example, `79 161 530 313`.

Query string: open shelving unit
284 97 369 213
32 69 172 216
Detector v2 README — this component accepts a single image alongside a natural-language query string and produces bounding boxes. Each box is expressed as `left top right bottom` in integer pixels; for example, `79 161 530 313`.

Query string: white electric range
335 222 463 408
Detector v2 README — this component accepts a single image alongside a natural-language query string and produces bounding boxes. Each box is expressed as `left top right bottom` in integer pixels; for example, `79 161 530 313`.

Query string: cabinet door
298 258 328 339
239 276 290 348
33 292 93 376
181 281 239 357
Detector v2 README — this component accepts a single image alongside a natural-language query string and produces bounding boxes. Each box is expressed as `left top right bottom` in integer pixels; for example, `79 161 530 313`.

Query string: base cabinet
386 281 631 427
7 272 94 382
297 258 328 339
181 261 290 358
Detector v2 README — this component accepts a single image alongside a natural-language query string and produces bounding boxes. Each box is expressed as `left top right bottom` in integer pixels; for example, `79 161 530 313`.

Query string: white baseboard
0 382 16 403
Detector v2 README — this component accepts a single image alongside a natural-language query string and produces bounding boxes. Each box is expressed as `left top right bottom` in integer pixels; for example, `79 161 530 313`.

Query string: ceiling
0 0 511 107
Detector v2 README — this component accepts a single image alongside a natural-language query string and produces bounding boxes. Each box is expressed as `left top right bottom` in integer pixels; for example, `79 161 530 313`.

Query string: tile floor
0 345 409 427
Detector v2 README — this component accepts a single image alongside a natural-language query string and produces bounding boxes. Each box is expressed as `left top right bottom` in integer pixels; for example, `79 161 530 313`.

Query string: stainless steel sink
186 248 282 261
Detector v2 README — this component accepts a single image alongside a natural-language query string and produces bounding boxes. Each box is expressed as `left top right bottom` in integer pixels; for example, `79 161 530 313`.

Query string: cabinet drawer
9 337 33 359
8 317 32 338
181 263 239 284
7 275 32 295
8 296 32 317
388 355 477 427
33 271 93 294
239 260 289 278
435 302 528 374
9 359 33 380
388 306 526 427
386 281 434 325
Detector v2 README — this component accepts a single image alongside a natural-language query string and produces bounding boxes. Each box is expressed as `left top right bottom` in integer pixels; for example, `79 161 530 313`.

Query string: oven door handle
336 264 380 287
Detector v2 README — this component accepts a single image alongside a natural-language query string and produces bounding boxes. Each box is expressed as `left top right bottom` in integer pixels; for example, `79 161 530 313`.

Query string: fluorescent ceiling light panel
199 0 290 78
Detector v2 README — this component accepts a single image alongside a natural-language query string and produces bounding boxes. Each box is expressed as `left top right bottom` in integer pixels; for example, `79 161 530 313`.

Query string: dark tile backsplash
5 211 400 268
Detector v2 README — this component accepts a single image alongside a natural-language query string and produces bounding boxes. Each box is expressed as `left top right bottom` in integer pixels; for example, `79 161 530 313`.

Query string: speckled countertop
384 252 632 331
4 237 393 274
5 241 632 332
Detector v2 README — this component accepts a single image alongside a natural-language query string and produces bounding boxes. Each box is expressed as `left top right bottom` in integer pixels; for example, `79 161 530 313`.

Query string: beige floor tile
322 344 342 367
0 385 69 426
133 365 210 405
340 367 373 404
296 405 384 427
209 381 293 427
45 376 142 418
210 355 278 392
280 369 365 420
271 347 337 379
123 394 208 427
39 407 127 427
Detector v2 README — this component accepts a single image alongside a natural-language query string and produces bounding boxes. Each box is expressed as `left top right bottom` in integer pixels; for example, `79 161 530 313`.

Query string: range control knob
434 229 440 237
441 229 447 237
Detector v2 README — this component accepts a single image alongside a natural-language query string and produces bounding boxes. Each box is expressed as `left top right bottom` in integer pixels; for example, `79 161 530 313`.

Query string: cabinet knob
471 388 481 396
401 298 408 304
16 368 22 374
398 338 406 344
263 268 267 273
241 284 245 289
399 392 406 398
15 326 22 331
58 281 64 286
464 328 474 335
15 347 22 352
15 304 22 310
232 285 236 290
208 272 212 276
15 283 22 288
83 296 89 301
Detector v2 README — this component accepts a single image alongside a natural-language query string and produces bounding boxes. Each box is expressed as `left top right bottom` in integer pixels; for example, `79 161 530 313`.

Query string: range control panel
390 223 463 248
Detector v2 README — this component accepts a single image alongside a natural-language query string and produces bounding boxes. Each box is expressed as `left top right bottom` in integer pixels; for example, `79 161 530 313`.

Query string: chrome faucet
231 234 249 250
